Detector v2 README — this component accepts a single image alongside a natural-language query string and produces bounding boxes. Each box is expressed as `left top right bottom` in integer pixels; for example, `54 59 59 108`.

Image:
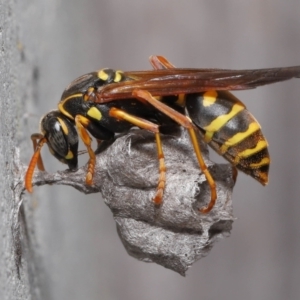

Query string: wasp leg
25 136 47 192
109 107 166 205
74 115 97 185
149 55 176 70
31 133 46 171
133 89 217 213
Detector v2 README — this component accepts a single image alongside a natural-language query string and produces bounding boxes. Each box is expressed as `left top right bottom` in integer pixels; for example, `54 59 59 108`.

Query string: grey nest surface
26 128 236 276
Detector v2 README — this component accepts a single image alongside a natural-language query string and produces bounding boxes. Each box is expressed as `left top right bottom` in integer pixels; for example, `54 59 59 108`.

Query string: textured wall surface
0 0 44 299
2 1 300 300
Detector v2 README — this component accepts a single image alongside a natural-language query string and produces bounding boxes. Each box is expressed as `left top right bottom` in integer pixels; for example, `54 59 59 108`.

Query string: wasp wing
96 66 300 102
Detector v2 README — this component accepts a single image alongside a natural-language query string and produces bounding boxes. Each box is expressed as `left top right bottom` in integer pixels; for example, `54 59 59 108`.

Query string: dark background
21 1 300 299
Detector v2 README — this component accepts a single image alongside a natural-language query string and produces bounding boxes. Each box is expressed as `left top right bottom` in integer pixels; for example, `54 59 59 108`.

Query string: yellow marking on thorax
176 94 186 106
58 93 83 120
87 107 102 121
98 69 109 81
57 117 69 135
65 150 74 159
202 91 218 107
234 140 268 163
114 70 123 82
204 103 244 133
219 122 261 154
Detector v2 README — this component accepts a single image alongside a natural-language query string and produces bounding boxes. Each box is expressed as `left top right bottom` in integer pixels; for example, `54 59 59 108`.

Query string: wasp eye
40 110 79 170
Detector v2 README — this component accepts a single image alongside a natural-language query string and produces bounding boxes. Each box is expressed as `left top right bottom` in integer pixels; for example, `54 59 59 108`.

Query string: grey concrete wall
1 0 300 299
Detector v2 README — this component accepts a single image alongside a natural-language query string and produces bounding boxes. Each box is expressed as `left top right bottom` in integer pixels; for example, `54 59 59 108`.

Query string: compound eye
47 119 69 157
40 112 79 170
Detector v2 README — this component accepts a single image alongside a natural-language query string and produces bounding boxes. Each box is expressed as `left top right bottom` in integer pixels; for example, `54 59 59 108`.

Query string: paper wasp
25 55 300 213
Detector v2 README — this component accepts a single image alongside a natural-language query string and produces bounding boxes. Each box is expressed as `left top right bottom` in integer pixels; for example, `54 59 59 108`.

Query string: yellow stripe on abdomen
238 140 268 158
204 103 244 133
249 157 270 168
234 140 268 163
220 122 261 154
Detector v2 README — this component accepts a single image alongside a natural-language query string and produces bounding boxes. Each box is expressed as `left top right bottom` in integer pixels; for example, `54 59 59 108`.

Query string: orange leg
133 89 217 213
74 115 96 185
25 136 47 192
149 55 176 70
31 133 46 171
109 107 166 205
153 131 166 204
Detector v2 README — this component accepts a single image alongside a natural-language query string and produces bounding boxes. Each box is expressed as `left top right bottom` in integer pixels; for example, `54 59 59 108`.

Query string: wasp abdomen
186 91 269 185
